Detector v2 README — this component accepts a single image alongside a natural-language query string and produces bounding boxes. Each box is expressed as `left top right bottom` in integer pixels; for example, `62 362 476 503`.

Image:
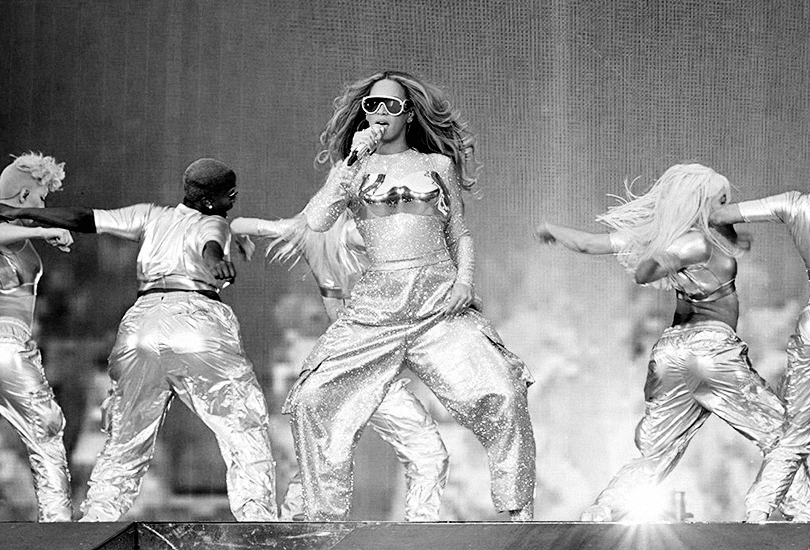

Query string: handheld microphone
347 123 385 166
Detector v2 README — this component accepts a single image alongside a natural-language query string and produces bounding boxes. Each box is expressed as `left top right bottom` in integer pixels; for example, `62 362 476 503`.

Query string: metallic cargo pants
746 303 810 520
286 309 536 520
0 317 72 521
590 321 786 520
280 377 449 521
79 293 277 521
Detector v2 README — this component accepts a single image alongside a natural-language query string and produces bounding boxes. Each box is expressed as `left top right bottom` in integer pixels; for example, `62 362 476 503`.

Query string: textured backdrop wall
1 0 809 521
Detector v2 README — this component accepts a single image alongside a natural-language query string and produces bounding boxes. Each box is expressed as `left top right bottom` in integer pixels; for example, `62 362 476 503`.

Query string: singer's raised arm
304 163 361 232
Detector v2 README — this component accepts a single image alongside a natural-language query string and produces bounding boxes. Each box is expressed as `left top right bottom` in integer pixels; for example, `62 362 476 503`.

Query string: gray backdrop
1 0 809 522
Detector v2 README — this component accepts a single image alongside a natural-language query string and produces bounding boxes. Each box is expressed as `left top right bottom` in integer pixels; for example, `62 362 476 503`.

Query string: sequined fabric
586 321 786 521
289 150 536 520
305 149 474 287
0 317 72 521
281 378 449 521
231 211 451 521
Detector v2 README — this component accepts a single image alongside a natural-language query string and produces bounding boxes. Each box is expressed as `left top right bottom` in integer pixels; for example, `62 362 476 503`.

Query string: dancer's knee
32 391 66 441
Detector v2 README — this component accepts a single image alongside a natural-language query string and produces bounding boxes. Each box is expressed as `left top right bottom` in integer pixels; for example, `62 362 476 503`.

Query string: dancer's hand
209 258 236 284
43 228 73 252
203 241 236 283
533 221 556 244
443 281 474 317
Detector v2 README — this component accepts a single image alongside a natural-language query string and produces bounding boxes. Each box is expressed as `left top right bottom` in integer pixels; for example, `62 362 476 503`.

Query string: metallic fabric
290 150 536 521
739 191 810 268
231 211 451 521
735 192 810 519
94 203 231 293
79 292 277 522
305 149 474 287
281 378 449 521
585 321 786 521
0 317 72 521
745 304 810 519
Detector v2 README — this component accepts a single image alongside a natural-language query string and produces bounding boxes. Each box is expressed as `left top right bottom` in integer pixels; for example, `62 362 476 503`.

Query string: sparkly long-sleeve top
304 148 475 289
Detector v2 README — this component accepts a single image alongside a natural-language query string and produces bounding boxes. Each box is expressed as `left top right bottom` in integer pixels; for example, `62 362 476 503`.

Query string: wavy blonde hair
598 163 739 272
316 70 480 194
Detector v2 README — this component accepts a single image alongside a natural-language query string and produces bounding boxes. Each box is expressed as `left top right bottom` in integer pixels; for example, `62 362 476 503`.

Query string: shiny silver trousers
746 303 810 520
0 317 72 521
287 309 535 521
588 321 787 521
280 378 449 521
79 293 277 521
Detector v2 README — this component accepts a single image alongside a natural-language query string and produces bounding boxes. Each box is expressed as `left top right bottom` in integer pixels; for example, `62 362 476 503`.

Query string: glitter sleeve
304 162 362 232
436 156 475 288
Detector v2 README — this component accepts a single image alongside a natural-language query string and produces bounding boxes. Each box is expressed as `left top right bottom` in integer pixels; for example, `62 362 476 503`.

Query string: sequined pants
746 303 810 520
281 378 449 521
0 317 72 521
589 321 786 520
79 293 277 521
286 309 535 521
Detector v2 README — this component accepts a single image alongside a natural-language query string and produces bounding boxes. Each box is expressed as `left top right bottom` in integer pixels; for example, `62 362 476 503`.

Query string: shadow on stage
3 520 809 550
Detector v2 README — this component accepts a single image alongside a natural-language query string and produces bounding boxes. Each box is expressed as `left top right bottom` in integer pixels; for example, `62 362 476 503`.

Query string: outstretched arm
534 221 614 255
0 206 96 233
230 217 296 238
0 223 73 251
709 204 744 226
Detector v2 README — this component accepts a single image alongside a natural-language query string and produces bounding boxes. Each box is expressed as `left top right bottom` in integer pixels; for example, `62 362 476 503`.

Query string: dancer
0 153 74 521
284 70 536 521
231 211 450 521
712 191 810 521
536 164 792 522
0 158 278 522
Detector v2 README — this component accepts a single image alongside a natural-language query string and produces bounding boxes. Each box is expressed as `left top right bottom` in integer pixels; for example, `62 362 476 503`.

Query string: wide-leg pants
79 293 277 522
286 308 535 521
746 302 810 519
0 317 72 522
280 377 449 521
589 321 787 520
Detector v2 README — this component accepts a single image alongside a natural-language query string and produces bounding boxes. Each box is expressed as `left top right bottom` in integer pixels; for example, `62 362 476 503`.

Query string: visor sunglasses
361 95 411 116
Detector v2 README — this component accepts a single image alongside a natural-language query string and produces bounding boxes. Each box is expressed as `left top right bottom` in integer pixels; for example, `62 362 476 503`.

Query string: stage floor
3 520 810 550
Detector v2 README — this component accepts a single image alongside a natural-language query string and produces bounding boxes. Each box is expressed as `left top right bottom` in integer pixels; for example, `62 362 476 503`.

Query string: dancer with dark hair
1 158 278 522
536 164 801 522
0 153 74 521
231 211 450 521
712 192 810 521
285 70 536 521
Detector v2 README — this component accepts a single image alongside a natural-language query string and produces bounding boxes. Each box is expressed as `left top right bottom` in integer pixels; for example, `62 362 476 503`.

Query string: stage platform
4 521 810 550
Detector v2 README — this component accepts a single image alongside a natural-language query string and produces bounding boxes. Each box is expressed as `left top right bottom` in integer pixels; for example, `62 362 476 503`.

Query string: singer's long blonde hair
598 163 739 272
316 70 480 194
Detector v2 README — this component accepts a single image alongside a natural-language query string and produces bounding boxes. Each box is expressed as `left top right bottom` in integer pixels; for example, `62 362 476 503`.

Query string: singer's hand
348 125 385 164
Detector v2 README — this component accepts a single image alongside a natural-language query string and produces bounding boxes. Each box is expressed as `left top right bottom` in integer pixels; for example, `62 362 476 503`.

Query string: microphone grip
346 149 360 166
